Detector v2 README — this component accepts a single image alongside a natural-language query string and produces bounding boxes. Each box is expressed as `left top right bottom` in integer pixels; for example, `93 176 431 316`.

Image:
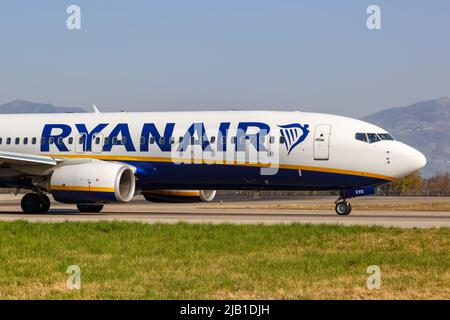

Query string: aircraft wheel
77 204 104 213
21 193 43 214
335 201 352 216
39 194 51 213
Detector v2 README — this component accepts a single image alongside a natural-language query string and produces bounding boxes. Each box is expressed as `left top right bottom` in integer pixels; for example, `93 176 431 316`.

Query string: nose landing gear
335 199 352 215
334 186 376 215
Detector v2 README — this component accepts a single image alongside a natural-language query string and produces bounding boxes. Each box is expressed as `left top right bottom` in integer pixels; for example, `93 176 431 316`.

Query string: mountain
363 97 450 177
0 100 86 114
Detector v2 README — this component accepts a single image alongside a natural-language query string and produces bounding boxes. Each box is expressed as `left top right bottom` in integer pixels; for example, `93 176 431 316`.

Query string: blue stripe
52 190 116 203
124 161 388 191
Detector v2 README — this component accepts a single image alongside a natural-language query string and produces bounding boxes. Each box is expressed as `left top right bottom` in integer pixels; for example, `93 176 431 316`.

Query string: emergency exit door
313 124 331 160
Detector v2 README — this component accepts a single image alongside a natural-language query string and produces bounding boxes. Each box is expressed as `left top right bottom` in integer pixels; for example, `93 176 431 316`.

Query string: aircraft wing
0 151 58 167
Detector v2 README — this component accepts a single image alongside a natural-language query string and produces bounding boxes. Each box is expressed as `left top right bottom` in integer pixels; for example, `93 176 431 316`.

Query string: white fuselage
0 110 426 191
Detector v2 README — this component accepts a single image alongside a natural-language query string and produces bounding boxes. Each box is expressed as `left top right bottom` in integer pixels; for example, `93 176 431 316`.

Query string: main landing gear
335 199 352 216
21 193 51 214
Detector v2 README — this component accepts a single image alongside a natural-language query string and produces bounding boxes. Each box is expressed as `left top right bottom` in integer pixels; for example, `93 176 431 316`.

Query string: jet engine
49 161 136 204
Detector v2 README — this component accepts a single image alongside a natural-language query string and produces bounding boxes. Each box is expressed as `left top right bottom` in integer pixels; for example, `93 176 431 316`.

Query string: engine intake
50 161 136 204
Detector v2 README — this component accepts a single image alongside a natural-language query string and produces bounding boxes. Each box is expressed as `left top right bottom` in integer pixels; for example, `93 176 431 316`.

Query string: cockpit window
367 133 381 143
355 133 368 142
378 133 394 141
356 132 395 143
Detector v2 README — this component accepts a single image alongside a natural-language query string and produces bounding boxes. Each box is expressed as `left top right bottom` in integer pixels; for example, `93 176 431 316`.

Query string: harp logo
278 123 310 155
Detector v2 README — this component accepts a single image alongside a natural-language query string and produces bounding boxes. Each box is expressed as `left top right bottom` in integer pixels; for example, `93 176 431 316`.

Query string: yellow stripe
144 190 200 197
45 154 396 182
50 185 114 193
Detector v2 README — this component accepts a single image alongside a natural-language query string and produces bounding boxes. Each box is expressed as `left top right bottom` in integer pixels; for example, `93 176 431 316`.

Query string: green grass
1 221 450 299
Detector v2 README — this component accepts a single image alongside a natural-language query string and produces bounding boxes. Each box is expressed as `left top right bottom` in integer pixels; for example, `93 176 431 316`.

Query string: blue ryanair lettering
140 123 175 152
236 122 270 152
41 124 72 152
177 123 212 152
40 121 278 154
75 123 108 152
103 123 136 152
217 122 230 152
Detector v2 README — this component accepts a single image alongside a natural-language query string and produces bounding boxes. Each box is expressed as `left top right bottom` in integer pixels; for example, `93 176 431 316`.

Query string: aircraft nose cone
414 149 427 170
396 143 427 178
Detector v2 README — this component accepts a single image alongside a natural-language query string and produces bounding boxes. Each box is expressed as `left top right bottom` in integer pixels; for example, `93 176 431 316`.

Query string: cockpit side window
367 133 381 143
355 133 368 143
378 133 394 141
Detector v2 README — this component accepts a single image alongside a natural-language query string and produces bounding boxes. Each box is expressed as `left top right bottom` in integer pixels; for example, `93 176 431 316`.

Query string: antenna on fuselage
92 104 101 114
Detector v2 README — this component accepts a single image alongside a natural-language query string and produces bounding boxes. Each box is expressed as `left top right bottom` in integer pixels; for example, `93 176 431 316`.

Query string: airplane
0 108 426 215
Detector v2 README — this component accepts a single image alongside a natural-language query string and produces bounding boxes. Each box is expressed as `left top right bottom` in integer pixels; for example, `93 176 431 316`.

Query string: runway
1 195 450 228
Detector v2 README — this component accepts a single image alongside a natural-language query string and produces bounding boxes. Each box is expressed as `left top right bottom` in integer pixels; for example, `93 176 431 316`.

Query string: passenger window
68 137 73 145
0 138 2 144
159 137 165 144
355 133 368 143
95 137 101 144
58 137 63 145
269 136 275 144
367 133 380 143
79 136 84 144
32 137 37 145
23 137 28 145
149 137 155 144
210 136 216 144
7 138 11 145
190 137 195 144
49 137 54 144
231 136 237 144
112 137 118 144
179 137 183 143
104 137 109 145
280 136 285 144
121 137 127 145
40 137 45 145
378 133 394 141
15 137 20 145
140 137 146 145
169 137 175 144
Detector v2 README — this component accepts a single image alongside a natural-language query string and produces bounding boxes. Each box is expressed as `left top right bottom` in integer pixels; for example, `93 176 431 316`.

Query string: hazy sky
0 0 449 117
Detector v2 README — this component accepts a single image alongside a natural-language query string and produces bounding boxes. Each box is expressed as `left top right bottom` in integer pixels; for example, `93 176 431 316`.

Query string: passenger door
313 124 331 160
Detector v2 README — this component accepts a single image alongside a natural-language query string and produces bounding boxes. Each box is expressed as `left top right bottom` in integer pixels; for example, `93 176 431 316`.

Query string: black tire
21 193 42 214
39 194 51 213
345 203 352 215
335 201 352 216
77 204 104 213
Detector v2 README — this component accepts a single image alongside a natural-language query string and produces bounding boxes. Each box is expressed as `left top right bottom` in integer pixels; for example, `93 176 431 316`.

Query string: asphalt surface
0 195 450 228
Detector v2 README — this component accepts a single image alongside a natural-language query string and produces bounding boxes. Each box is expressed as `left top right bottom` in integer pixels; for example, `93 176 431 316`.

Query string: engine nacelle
50 161 136 204
142 190 216 203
